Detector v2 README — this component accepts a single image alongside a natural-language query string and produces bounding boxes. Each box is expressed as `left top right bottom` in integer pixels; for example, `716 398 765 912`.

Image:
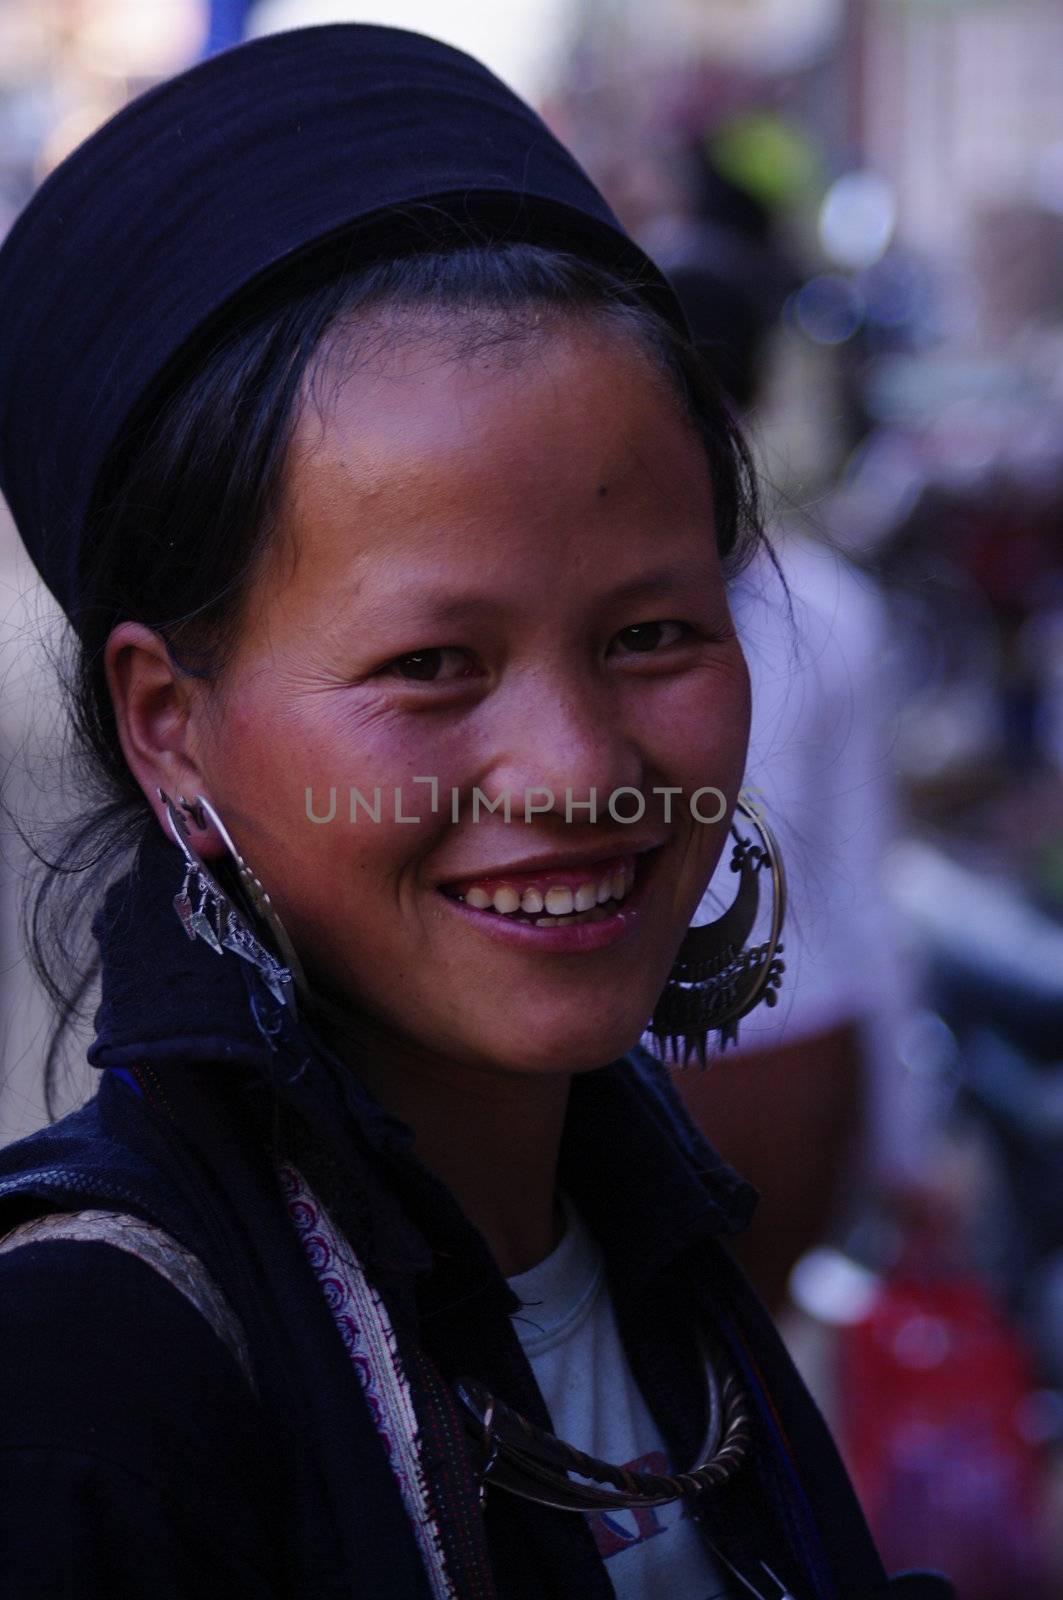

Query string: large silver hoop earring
646 793 786 1067
159 789 306 1014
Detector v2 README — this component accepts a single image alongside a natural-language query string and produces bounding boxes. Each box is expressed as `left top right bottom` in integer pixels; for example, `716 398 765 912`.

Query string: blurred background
1 2 1062 1592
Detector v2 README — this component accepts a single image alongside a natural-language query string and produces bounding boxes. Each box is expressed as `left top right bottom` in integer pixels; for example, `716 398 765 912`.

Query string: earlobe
104 621 220 852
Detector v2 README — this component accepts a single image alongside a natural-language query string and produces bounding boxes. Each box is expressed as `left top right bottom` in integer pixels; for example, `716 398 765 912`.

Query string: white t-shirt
507 1195 736 1600
725 535 933 1182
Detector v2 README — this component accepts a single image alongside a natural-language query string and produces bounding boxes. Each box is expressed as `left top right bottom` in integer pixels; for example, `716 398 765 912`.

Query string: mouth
440 853 639 926
435 844 665 950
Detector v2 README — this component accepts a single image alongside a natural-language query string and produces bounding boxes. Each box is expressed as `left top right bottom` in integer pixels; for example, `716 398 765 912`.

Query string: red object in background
838 1263 1050 1600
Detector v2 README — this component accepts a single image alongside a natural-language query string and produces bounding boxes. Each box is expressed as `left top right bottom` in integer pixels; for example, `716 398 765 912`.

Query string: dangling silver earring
159 789 305 1014
646 793 786 1066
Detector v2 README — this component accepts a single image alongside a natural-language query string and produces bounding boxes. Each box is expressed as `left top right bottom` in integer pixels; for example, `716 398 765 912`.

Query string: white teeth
457 859 637 917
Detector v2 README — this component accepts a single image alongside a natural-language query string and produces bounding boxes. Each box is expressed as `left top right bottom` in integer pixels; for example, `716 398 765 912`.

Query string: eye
376 647 479 683
610 621 692 655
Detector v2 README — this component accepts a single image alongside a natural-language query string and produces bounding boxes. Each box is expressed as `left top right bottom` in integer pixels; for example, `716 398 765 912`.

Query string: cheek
201 686 489 969
640 653 751 916
209 683 470 838
637 652 752 795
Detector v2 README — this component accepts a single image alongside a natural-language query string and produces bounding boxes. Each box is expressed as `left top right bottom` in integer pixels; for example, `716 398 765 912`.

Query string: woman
0 25 950 1600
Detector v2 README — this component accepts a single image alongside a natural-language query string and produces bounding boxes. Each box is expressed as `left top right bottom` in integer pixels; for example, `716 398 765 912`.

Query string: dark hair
26 237 766 1116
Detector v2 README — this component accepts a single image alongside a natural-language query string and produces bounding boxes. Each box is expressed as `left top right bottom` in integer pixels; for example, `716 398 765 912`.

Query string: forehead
272 315 716 605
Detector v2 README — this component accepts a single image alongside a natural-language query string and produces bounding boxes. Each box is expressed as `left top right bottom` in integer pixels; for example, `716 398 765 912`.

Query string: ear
104 621 224 859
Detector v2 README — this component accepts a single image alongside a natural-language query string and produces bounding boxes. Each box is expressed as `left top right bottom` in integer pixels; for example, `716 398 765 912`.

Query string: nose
477 669 645 826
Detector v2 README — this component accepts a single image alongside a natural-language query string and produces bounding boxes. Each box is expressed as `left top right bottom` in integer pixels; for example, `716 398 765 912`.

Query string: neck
324 1009 570 1278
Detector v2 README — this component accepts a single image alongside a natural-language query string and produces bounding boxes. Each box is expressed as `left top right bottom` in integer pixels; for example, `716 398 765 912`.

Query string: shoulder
0 1228 280 1593
0 1072 217 1258
0 1205 255 1382
0 1226 271 1477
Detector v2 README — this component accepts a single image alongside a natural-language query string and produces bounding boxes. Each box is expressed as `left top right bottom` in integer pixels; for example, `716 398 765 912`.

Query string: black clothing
0 829 954 1597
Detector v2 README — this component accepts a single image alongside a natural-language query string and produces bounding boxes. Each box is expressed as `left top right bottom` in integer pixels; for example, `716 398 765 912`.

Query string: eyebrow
378 568 707 624
600 569 710 607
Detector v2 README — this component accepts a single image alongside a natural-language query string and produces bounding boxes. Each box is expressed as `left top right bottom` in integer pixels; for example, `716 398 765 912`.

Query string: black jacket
0 829 953 1598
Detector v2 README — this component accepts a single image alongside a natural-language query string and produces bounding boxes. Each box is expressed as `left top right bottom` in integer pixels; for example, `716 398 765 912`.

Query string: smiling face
186 312 751 1078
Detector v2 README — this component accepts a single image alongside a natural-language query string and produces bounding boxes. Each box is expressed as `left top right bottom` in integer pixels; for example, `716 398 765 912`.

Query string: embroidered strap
277 1161 463 1600
0 1209 256 1393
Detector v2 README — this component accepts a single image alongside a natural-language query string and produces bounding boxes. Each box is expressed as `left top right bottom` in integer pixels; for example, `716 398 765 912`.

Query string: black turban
0 24 684 625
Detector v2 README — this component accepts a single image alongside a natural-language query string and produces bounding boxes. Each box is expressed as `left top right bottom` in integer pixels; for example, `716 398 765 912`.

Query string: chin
463 1005 651 1077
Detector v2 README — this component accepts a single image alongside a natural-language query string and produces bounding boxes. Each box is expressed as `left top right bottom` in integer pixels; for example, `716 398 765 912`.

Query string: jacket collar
564 1051 757 1298
88 824 757 1302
